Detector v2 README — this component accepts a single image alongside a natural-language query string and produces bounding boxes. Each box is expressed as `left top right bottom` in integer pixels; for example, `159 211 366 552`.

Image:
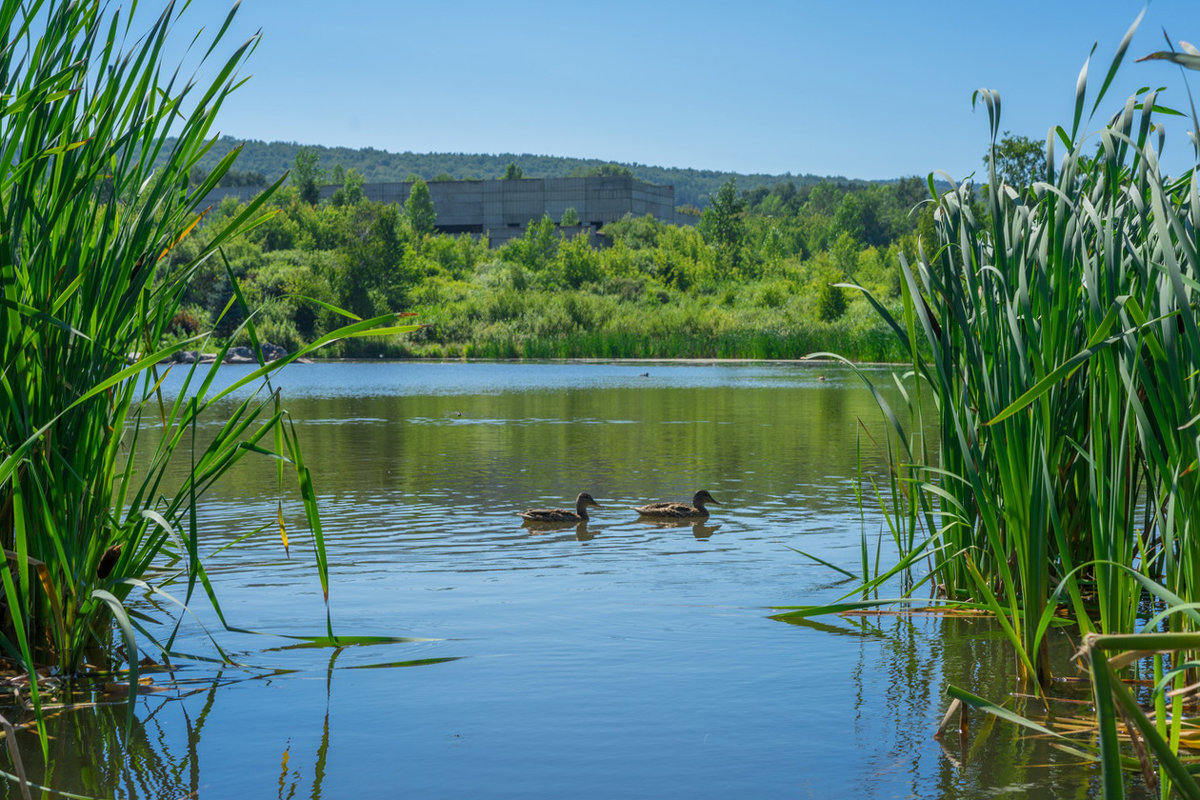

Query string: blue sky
175 1 1197 180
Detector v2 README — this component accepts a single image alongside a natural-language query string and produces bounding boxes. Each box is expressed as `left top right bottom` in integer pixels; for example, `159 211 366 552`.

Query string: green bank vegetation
169 165 946 361
776 15 1200 796
0 0 416 765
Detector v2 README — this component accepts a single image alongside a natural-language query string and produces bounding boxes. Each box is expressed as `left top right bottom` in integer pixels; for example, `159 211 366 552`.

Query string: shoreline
298 355 903 367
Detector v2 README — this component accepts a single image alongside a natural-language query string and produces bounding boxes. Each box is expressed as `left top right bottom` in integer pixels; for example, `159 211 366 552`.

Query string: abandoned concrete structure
201 175 678 246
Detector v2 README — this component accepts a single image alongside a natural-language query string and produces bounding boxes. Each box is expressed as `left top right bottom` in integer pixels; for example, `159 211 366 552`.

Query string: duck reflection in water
636 517 721 540
519 518 598 542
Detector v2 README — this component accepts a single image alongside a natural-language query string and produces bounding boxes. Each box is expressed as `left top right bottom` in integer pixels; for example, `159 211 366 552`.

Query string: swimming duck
631 490 720 519
518 492 602 522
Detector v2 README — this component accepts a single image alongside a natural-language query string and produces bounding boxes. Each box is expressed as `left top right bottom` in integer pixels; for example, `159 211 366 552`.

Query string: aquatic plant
796 12 1198 671
778 14 1200 791
945 587 1200 799
0 0 418 729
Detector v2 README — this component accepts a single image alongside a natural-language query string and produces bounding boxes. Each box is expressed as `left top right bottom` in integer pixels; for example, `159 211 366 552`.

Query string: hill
186 136 885 209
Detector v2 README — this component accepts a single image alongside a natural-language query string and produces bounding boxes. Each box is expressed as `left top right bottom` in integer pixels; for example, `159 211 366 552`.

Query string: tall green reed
0 0 417 714
781 14 1200 688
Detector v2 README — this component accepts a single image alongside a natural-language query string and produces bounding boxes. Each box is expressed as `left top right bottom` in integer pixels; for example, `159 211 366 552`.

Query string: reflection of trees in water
154 374 918 519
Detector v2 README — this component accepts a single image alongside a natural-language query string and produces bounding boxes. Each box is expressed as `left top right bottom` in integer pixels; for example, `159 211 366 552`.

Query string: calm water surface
15 362 1132 798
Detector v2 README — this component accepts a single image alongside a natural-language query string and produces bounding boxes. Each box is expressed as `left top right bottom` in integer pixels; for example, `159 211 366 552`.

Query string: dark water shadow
634 516 722 539
520 519 599 542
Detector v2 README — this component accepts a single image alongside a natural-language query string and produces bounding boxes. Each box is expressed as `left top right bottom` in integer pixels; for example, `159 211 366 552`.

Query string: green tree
699 178 745 271
503 162 524 180
557 233 602 287
816 275 847 321
805 181 842 217
404 178 437 236
218 168 268 188
760 225 785 267
331 167 365 206
831 231 860 278
984 131 1043 188
500 214 558 275
585 163 633 178
833 186 892 247
333 203 409 318
292 146 324 204
560 207 581 227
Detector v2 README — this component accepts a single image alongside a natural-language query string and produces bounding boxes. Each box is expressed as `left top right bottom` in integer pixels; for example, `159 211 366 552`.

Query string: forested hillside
181 136 882 209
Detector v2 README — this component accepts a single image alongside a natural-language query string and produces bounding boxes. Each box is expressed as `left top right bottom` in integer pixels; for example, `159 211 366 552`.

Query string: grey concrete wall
195 176 682 245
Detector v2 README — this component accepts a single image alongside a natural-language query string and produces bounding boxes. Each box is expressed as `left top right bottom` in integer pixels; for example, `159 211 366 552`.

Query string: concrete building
201 175 679 246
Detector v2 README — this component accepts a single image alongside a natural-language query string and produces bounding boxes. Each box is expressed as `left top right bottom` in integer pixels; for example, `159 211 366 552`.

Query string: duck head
576 492 602 510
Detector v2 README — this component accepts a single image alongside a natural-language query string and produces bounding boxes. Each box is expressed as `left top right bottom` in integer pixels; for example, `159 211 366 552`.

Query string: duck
631 490 720 519
518 492 602 523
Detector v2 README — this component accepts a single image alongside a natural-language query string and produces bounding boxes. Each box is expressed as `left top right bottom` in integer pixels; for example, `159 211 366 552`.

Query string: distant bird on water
518 492 602 523
632 490 720 519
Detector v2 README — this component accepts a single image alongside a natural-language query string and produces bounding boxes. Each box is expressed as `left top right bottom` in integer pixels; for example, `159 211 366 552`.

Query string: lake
9 361 1131 798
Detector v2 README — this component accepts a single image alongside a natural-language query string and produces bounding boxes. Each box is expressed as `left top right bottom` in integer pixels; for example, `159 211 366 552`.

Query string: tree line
173 135 903 210
164 142 961 362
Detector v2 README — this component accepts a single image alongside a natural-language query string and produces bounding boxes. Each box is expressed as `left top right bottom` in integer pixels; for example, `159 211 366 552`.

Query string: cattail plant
0 0 418 731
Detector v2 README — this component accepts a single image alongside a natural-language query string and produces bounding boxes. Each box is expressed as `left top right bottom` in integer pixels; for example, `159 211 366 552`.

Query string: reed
779 15 1200 694
775 14 1200 793
0 0 417 730
853 15 1200 675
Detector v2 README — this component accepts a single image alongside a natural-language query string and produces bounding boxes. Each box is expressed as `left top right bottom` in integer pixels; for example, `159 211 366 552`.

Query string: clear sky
171 0 1197 181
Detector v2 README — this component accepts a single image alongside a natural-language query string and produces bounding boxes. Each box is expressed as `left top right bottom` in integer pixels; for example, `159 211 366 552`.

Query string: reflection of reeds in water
777 612 1110 797
0 670 221 799
0 648 459 798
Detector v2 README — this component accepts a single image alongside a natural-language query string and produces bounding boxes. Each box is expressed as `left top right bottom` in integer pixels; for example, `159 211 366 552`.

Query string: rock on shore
169 342 288 365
